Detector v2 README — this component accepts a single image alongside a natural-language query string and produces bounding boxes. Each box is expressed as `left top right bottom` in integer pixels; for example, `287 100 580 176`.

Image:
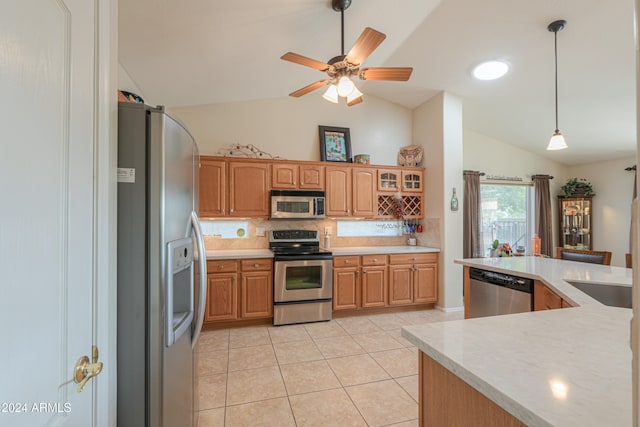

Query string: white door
0 0 113 425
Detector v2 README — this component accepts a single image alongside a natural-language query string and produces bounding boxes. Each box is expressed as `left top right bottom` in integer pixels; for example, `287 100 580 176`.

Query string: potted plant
490 239 499 257
560 178 595 197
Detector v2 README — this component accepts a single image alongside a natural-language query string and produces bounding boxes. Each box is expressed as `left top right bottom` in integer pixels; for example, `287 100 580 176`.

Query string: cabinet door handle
217 264 224 269
362 270 367 274
230 208 234 213
253 263 260 268
373 258 378 262
345 260 350 264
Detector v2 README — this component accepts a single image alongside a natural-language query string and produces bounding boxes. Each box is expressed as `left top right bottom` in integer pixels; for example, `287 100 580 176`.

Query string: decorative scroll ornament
398 145 423 166
218 144 282 159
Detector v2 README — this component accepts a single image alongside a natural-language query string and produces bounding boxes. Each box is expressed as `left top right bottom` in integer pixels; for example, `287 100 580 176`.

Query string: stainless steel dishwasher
468 268 533 318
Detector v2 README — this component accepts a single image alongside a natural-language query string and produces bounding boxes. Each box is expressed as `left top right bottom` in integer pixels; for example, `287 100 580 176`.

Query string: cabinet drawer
333 256 360 268
206 259 238 273
389 253 438 265
362 255 387 266
241 258 273 272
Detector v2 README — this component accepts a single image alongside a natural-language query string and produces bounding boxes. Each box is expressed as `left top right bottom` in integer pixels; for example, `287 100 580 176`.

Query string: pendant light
546 19 568 151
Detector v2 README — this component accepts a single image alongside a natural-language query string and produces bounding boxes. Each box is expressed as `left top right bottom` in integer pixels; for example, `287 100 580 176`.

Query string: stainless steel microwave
270 190 325 219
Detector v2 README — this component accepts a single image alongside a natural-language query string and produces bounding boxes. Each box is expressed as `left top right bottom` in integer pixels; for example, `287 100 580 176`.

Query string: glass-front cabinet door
378 170 399 192
558 196 592 250
402 170 423 192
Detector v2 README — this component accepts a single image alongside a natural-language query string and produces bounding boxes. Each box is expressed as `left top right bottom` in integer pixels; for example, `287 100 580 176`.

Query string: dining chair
555 247 612 266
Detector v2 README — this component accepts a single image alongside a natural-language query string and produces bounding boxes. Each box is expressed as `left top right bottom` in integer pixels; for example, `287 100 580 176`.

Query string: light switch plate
324 226 332 236
256 227 266 237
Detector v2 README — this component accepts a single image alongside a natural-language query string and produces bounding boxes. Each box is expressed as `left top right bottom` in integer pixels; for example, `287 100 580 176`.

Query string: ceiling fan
280 0 413 106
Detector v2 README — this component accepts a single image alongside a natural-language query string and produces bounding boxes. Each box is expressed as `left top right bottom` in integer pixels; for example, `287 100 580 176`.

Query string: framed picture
319 126 352 162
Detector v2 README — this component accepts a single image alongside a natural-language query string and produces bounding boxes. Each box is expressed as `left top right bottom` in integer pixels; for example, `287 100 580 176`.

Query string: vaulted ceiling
119 0 637 165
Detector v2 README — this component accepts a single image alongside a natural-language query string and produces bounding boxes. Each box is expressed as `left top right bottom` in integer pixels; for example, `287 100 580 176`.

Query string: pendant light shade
546 19 568 151
547 130 568 150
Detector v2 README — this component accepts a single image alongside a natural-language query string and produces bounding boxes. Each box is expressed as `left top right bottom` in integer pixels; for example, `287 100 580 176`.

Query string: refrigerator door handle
191 211 208 348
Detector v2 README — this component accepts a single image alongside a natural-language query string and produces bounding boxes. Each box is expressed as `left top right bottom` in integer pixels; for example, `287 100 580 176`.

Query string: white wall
568 156 636 267
118 63 147 102
413 92 464 311
170 95 412 164
463 129 568 250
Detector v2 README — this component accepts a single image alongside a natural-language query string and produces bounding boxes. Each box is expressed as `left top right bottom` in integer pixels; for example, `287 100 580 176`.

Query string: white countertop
331 246 440 256
402 256 633 427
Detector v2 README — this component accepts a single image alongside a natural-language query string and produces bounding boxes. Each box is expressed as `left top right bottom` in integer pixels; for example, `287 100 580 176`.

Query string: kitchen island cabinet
403 256 633 427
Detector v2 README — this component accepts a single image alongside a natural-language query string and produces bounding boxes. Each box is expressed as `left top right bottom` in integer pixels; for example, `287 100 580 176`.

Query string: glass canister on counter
532 234 541 255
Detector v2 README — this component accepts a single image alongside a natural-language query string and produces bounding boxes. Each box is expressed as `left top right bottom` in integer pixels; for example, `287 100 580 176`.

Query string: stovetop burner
269 229 332 258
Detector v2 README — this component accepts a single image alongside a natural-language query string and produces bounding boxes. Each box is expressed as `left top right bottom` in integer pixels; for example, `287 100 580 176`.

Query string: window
480 184 534 256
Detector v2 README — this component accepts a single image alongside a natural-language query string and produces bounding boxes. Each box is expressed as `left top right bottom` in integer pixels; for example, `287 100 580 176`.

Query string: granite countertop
402 256 633 426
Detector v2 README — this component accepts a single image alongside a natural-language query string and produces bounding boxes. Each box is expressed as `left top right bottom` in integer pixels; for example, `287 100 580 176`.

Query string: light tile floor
196 309 463 427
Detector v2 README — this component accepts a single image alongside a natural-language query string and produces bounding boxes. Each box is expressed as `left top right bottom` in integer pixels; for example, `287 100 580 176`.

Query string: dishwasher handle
469 268 533 293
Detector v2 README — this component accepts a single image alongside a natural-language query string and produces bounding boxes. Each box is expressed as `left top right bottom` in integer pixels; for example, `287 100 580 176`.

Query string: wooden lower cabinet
361 265 387 307
420 351 525 426
333 253 437 311
205 260 238 321
534 280 572 310
334 266 360 310
205 258 273 324
389 254 438 306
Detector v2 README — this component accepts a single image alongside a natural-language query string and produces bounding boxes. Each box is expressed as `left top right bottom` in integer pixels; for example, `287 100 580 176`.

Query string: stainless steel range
270 230 333 326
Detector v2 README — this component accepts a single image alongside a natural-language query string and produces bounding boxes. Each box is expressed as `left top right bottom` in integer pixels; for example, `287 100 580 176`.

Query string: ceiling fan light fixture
547 130 568 150
346 85 363 103
337 76 356 97
322 84 339 103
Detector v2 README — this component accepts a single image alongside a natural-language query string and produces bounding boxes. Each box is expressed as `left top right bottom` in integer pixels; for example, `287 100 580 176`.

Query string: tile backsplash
201 218 440 250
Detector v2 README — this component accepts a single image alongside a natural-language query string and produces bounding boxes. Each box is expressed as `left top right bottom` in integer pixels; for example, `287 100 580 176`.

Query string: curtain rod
625 165 636 171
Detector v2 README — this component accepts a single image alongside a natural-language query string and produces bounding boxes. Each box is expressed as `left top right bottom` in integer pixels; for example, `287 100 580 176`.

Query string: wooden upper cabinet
352 168 376 217
229 162 270 217
271 163 298 189
325 166 352 216
272 163 325 190
378 169 400 192
199 158 226 217
402 170 423 192
299 164 325 189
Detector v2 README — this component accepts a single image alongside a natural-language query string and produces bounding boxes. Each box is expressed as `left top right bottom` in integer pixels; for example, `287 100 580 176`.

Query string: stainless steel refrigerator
117 103 207 427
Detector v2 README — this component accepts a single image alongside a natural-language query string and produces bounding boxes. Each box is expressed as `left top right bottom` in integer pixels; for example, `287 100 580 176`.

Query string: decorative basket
398 145 423 166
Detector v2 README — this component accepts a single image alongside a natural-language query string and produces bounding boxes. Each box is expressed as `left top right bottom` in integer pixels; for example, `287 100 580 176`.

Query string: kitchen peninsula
402 256 633 426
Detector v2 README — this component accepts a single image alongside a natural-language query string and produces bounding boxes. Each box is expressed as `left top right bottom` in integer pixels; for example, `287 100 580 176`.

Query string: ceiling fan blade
289 79 332 97
281 52 329 71
345 27 386 66
347 96 363 107
359 67 413 81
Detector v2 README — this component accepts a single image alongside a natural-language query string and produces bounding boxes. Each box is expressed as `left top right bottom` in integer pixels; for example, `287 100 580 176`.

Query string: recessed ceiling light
472 61 510 80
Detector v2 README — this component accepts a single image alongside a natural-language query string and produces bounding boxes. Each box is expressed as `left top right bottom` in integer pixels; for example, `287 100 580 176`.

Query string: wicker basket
398 145 423 166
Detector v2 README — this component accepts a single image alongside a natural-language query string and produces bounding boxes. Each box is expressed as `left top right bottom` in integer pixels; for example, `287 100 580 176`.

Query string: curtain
532 175 553 257
463 170 483 258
